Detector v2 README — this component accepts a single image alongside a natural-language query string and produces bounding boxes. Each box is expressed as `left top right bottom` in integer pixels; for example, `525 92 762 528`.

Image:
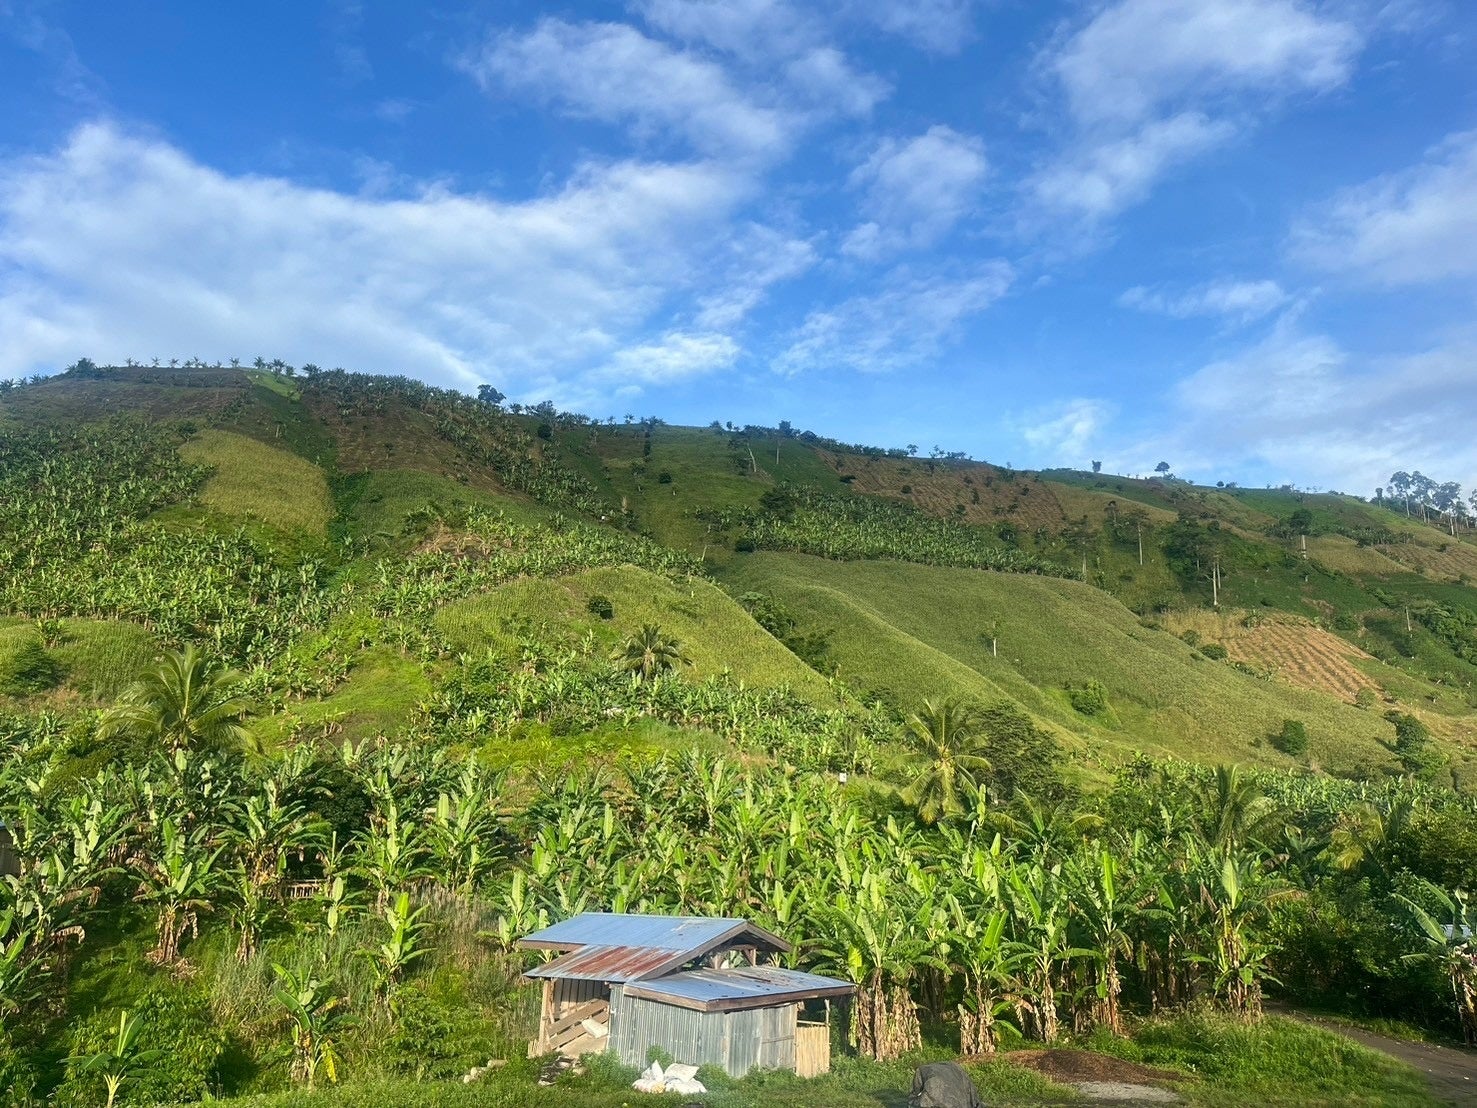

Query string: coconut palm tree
98 645 255 755
899 699 989 824
612 623 691 682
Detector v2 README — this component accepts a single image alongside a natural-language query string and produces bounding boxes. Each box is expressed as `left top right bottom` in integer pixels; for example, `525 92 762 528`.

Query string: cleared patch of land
181 429 333 535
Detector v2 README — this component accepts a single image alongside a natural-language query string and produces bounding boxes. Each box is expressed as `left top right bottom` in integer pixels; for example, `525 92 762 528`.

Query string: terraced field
1159 610 1377 703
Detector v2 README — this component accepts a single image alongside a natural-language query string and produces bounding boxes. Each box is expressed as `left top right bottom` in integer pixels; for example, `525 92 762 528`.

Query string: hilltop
1 360 1473 786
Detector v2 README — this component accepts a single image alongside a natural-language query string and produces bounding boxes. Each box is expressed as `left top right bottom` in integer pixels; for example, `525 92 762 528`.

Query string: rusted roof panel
523 944 684 982
621 966 855 1012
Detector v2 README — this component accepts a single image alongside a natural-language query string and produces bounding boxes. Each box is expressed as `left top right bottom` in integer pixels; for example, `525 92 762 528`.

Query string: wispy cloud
847 0 980 54
1116 319 1477 489
1030 0 1363 223
1120 278 1291 322
462 18 794 159
842 125 989 260
774 262 1013 375
1290 129 1477 285
1018 398 1116 461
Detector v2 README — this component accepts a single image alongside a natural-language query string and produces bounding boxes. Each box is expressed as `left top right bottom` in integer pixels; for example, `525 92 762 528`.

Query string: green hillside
5 362 1477 1108
725 554 1464 783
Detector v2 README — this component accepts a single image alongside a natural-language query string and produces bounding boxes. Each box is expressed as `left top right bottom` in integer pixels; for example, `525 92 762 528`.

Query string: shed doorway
532 978 611 1058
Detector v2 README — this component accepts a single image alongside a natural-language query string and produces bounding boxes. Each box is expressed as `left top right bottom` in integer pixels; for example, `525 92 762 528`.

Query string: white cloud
1123 321 1477 489
463 19 793 158
1031 0 1362 223
774 262 1013 374
0 123 758 397
1051 0 1361 126
848 0 980 54
842 125 989 260
594 330 739 385
1290 129 1477 285
784 47 890 117
1120 278 1290 321
693 223 817 329
1019 398 1116 460
1030 112 1234 220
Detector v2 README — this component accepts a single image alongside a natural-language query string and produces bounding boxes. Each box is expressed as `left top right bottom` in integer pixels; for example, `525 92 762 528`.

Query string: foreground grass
227 1051 1078 1107
222 1015 1440 1108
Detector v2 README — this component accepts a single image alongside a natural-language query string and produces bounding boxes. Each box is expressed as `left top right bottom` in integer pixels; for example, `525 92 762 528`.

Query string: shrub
1199 643 1228 660
1354 687 1378 710
656 471 672 484
586 595 614 621
1179 629 1200 647
383 989 469 1081
56 988 226 1106
0 1027 37 1108
0 628 60 697
1067 679 1110 716
1273 719 1308 757
535 423 552 440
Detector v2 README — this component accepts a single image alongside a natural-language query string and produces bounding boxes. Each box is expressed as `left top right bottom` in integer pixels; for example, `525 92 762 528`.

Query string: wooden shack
518 912 853 1078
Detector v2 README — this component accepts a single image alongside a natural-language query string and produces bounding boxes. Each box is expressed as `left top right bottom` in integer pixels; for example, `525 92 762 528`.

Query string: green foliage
0 626 60 697
58 990 225 1107
1273 719 1308 757
0 1026 38 1108
584 594 614 620
1200 643 1228 660
382 989 468 1081
703 485 1077 578
1067 678 1110 716
1120 1013 1436 1106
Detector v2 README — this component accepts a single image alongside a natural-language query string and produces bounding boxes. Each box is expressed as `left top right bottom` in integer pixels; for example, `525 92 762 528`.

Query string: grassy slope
725 553 1414 778
435 565 832 700
181 429 334 536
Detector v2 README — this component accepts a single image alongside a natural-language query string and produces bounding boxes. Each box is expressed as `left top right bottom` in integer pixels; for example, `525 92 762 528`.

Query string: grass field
435 565 833 700
181 429 333 536
334 469 550 547
724 554 1414 775
253 646 432 748
213 1013 1438 1108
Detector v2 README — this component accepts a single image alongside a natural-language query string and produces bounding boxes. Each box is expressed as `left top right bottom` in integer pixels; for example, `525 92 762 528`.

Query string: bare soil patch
1003 1048 1183 1085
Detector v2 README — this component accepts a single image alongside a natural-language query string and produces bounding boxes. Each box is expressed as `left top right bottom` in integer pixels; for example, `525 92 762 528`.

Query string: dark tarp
908 1061 983 1108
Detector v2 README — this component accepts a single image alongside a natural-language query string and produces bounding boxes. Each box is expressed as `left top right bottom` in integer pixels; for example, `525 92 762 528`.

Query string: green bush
56 988 226 1106
0 628 60 697
1273 719 1308 757
0 1027 38 1108
1067 678 1110 716
585 595 614 621
1199 642 1228 660
1354 687 1378 709
384 990 469 1081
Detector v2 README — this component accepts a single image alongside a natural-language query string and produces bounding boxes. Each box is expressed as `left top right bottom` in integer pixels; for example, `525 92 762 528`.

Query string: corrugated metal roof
621 966 855 1012
523 944 683 983
518 912 787 955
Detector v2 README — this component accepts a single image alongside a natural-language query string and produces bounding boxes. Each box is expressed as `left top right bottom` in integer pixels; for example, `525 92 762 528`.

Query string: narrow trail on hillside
1283 1010 1477 1105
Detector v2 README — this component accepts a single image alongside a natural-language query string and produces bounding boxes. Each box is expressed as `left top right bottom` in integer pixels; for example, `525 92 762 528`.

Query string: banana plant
272 964 352 1088
361 890 429 1002
65 1008 163 1108
1398 881 1477 1044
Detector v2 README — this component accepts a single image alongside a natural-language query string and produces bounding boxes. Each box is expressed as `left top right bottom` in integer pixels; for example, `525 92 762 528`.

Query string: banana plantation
2 374 1476 1105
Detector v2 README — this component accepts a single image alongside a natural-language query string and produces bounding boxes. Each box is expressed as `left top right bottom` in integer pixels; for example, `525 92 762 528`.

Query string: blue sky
3 1 1475 493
